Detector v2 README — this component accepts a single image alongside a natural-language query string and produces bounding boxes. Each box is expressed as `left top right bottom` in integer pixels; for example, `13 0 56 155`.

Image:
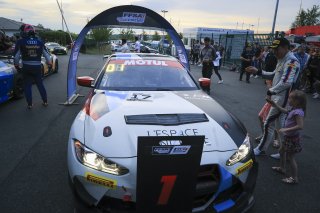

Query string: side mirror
77 76 95 88
198 78 211 93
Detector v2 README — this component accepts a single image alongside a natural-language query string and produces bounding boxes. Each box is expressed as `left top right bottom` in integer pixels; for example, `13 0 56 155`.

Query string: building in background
183 27 254 46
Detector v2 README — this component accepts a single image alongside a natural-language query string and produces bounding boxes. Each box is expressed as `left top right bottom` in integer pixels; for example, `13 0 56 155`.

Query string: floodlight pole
271 0 280 35
161 10 168 18
56 0 73 43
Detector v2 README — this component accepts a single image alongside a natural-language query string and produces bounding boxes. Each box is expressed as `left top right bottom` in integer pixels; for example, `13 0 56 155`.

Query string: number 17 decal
157 175 177 205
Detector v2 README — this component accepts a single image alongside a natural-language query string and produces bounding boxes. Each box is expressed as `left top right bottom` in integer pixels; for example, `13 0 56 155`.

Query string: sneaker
312 92 318 96
250 74 254 78
253 147 266 156
27 104 33 109
312 93 319 99
198 64 202 67
218 80 223 84
190 62 194 65
42 102 48 107
270 153 280 160
254 75 259 79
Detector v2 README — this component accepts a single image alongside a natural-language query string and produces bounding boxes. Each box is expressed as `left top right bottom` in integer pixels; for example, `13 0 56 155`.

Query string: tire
13 73 24 99
54 60 59 73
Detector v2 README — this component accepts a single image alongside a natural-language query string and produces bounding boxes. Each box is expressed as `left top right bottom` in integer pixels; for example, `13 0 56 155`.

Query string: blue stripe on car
213 199 235 212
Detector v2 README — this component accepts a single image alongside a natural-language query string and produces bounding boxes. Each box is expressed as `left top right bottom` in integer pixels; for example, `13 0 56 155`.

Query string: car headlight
73 140 129 175
226 135 251 166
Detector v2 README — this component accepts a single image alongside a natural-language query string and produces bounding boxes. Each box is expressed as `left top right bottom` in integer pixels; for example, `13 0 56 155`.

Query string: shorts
258 102 272 122
283 135 302 153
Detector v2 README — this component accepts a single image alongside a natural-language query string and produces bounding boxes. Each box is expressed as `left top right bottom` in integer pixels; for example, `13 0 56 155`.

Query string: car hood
83 90 244 158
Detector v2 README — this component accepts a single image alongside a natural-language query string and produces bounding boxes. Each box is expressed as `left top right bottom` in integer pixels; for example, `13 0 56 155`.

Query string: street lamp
161 10 168 18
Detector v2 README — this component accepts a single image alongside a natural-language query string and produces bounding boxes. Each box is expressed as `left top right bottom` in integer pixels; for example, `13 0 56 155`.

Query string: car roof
45 42 60 45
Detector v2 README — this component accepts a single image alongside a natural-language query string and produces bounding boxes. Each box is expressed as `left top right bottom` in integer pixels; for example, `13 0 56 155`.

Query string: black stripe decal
174 91 246 147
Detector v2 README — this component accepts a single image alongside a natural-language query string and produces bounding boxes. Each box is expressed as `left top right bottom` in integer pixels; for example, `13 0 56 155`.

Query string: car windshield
98 56 198 91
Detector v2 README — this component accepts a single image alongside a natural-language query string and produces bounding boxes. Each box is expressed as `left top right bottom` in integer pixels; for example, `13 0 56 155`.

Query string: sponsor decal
178 54 187 63
108 59 183 68
152 145 191 155
159 140 182 146
124 60 168 66
127 93 152 101
117 12 146 24
106 64 125 72
147 129 210 145
85 172 117 189
236 159 253 176
152 146 173 155
171 145 191 155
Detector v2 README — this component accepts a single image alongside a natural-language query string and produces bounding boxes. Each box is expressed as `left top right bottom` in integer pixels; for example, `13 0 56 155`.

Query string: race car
41 50 59 77
0 56 23 104
68 53 258 212
45 42 68 55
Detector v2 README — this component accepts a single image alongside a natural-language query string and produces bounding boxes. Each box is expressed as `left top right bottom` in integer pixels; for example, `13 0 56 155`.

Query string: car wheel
54 60 59 73
13 73 24 99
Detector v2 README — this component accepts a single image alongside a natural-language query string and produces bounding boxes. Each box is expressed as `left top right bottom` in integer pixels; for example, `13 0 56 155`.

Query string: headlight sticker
236 159 253 176
85 172 117 189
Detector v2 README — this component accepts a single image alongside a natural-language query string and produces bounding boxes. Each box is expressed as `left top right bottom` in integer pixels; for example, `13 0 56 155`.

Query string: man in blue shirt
14 24 52 109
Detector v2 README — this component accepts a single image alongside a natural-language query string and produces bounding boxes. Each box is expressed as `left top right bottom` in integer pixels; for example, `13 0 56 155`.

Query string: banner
66 5 189 104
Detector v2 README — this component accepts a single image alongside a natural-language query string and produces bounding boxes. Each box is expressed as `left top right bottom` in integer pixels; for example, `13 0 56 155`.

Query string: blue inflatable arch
66 5 189 104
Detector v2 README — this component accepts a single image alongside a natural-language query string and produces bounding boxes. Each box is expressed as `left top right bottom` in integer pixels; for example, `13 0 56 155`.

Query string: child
266 90 307 184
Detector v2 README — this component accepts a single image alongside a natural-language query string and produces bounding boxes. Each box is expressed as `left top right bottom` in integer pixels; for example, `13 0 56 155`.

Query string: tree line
291 5 320 28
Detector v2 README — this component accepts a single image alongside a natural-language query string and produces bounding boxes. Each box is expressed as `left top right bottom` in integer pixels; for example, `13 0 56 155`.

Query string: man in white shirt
121 38 130 53
134 36 141 53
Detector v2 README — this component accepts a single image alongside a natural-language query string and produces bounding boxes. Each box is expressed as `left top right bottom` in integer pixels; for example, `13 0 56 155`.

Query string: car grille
124 113 209 126
193 164 220 208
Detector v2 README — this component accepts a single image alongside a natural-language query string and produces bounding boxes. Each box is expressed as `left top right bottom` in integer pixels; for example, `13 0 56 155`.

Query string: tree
291 5 320 28
142 30 148 41
119 28 135 41
152 31 161 40
165 33 172 44
91 27 113 43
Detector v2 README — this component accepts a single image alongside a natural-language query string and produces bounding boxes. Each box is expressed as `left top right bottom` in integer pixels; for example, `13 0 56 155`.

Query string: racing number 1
157 175 177 205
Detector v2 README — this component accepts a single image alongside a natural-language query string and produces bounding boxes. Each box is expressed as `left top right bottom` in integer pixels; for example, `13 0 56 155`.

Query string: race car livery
68 53 258 212
0 57 23 104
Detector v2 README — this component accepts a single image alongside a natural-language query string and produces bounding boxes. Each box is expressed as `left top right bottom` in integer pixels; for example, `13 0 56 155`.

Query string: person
239 44 253 83
212 48 223 84
267 90 306 184
0 30 13 53
199 37 217 94
293 46 309 90
249 38 300 156
192 40 200 65
14 24 52 109
120 38 130 53
252 42 262 78
134 36 141 53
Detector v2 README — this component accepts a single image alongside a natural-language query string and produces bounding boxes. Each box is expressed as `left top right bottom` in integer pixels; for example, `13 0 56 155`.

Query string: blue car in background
0 56 23 104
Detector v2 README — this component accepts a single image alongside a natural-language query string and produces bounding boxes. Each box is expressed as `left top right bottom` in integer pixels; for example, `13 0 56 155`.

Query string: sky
0 0 319 34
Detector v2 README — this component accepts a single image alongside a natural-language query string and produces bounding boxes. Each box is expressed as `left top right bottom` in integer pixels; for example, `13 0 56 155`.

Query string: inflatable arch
66 5 189 104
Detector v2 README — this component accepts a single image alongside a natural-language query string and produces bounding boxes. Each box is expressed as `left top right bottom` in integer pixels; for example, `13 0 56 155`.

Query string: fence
218 33 277 68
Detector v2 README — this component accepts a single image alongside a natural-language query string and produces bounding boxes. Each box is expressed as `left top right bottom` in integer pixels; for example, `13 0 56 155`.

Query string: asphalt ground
0 54 319 213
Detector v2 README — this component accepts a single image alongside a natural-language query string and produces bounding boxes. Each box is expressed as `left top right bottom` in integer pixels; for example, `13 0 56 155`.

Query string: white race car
68 53 258 213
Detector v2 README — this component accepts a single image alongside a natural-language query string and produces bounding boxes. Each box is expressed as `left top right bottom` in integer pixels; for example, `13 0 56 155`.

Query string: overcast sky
0 0 319 34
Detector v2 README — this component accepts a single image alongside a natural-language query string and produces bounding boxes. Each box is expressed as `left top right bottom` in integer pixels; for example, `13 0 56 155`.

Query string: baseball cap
270 38 290 49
